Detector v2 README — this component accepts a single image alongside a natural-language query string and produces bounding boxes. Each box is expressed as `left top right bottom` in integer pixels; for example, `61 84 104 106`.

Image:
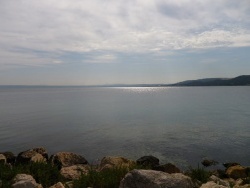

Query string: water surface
0 86 249 168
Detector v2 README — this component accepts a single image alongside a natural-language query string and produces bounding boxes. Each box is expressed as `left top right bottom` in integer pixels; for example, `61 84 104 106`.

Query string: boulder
16 148 47 164
99 156 135 171
119 169 194 188
226 165 248 179
0 152 16 164
136 156 159 168
0 154 6 164
31 147 48 160
12 174 43 188
60 165 89 180
50 152 88 168
49 182 65 188
202 159 219 167
153 163 181 174
200 181 229 188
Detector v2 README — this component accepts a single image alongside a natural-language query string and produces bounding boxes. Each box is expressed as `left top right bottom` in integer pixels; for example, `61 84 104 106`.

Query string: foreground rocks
120 169 194 188
1 147 250 188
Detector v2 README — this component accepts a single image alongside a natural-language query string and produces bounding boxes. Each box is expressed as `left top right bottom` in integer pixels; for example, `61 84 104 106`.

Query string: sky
0 0 250 85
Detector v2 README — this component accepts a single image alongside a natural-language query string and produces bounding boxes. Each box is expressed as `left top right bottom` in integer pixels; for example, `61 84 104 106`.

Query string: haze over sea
0 86 250 168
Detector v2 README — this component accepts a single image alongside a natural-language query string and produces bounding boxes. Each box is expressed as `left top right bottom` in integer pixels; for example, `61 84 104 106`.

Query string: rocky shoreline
0 147 250 188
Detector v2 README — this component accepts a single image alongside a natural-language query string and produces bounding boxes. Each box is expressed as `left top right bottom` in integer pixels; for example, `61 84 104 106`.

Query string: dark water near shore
0 86 250 168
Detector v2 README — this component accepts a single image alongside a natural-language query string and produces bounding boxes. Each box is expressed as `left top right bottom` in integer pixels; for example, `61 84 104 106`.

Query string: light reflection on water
0 86 250 169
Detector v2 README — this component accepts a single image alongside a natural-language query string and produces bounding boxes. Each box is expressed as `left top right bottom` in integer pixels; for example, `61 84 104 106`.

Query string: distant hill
170 75 250 86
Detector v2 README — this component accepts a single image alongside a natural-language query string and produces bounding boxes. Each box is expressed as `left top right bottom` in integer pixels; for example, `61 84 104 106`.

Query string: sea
0 86 250 168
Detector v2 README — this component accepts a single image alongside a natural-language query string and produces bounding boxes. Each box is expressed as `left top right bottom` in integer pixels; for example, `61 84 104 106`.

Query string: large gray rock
50 152 88 168
12 174 43 188
60 165 89 180
119 169 194 188
136 156 159 168
16 148 47 164
99 156 135 171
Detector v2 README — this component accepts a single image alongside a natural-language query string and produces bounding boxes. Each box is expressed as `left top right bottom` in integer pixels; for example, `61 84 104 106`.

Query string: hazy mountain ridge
171 75 250 86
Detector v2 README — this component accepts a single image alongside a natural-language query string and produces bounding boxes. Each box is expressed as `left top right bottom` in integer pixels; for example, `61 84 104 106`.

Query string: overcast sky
0 0 250 85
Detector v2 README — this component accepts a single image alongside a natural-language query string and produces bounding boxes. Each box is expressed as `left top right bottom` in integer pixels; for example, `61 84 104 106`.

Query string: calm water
0 86 250 168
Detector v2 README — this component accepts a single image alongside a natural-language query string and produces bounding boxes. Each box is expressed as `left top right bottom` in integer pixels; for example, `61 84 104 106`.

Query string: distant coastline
0 75 249 88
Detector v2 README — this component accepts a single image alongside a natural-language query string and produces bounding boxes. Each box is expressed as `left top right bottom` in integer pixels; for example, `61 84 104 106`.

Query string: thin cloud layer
0 0 250 67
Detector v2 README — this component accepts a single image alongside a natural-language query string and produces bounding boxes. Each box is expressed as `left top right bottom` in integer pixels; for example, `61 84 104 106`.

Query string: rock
202 159 219 167
209 175 230 187
49 182 65 188
60 165 89 180
119 169 194 188
0 152 16 164
136 156 159 168
12 174 43 188
16 148 47 164
226 165 248 179
31 147 49 160
50 152 88 168
223 162 240 169
0 154 6 164
153 163 181 174
99 156 135 171
200 181 229 188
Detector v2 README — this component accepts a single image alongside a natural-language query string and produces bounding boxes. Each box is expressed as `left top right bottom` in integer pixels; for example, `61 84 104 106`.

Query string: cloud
0 0 250 68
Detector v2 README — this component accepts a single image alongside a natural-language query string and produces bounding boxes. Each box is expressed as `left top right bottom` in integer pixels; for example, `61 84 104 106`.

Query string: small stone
0 154 6 164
